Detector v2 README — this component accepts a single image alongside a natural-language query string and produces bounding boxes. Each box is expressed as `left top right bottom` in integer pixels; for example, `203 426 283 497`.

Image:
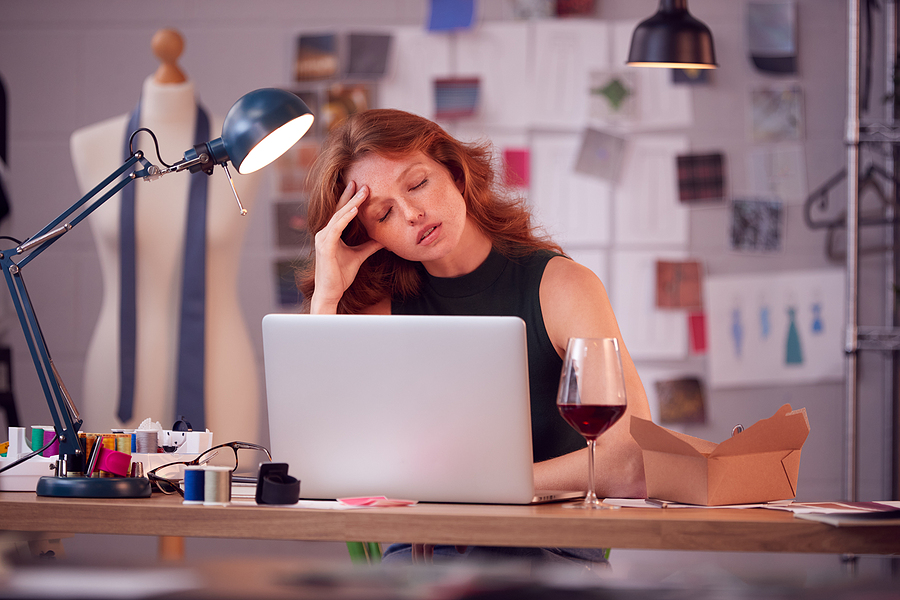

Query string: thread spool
41 429 59 457
203 466 231 506
115 433 131 454
183 466 205 504
135 430 158 454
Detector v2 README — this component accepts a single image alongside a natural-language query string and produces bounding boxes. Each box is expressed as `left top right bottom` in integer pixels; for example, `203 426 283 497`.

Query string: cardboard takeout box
630 404 810 506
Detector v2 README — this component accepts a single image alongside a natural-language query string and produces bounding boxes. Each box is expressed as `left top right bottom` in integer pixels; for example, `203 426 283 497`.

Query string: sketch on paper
750 85 803 142
730 197 784 253
705 269 845 388
588 70 638 124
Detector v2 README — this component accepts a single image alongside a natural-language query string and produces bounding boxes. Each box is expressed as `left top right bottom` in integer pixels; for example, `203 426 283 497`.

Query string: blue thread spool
183 466 205 504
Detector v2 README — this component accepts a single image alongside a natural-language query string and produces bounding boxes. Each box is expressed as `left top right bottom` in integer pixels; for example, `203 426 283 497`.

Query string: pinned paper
654 377 706 424
688 312 707 354
748 1 797 74
656 260 703 310
750 86 803 143
428 0 475 31
346 33 393 79
574 128 625 183
676 153 726 203
503 148 530 187
730 197 784 253
294 34 339 81
434 77 480 120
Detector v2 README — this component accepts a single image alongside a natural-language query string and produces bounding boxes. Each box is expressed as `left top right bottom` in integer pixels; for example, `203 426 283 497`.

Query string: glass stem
586 438 598 505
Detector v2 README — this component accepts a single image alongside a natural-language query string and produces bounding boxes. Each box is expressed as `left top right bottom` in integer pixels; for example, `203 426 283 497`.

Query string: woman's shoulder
542 255 603 291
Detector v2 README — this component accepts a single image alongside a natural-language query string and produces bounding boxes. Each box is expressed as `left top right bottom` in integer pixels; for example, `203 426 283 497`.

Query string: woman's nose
400 200 425 223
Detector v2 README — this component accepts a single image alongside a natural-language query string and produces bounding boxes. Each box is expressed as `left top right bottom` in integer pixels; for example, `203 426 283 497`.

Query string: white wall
0 0 895 576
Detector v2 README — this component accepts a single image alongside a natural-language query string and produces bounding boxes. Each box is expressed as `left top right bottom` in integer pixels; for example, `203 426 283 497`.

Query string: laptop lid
262 313 544 504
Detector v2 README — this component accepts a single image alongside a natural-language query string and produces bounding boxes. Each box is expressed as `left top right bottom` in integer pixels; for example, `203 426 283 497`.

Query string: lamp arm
0 153 146 460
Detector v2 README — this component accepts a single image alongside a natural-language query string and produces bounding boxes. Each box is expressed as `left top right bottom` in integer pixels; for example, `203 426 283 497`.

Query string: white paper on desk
530 132 612 246
610 250 688 360
379 27 452 117
603 498 793 509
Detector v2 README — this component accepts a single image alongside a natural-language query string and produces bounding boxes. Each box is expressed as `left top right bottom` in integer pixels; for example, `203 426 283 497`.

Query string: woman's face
346 151 472 271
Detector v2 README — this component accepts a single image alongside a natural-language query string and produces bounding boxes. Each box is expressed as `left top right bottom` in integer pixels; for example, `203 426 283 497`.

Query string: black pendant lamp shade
627 0 717 69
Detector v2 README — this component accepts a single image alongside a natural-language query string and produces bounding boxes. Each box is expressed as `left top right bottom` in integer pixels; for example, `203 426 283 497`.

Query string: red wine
559 404 626 440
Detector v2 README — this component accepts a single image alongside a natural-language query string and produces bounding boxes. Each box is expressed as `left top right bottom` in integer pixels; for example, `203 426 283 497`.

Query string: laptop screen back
262 314 537 504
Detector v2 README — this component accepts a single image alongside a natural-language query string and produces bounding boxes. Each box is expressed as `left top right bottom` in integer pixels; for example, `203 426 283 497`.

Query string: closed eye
377 207 392 223
411 178 427 191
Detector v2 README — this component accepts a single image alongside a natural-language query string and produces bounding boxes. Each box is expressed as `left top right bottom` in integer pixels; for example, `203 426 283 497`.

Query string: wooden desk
1 491 899 555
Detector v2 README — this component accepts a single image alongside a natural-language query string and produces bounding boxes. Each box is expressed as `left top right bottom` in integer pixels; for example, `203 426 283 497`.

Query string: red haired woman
298 109 650 565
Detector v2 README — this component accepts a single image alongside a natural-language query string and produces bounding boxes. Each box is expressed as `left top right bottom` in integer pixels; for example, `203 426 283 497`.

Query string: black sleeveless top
392 248 585 462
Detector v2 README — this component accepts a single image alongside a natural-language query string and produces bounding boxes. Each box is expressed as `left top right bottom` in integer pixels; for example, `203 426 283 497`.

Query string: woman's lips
418 224 439 244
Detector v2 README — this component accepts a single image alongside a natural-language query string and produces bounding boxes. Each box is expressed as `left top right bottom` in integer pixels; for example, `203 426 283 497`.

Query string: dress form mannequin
70 30 262 443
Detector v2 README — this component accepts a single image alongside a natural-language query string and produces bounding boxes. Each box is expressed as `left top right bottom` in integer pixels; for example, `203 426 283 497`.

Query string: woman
298 109 651 565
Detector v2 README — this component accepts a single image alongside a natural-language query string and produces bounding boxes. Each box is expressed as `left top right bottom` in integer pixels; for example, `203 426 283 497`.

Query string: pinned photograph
730 197 785 253
323 83 372 132
748 0 797 74
434 77 480 120
346 33 393 80
574 128 626 183
294 33 339 81
274 201 311 249
676 152 726 203
655 377 706 424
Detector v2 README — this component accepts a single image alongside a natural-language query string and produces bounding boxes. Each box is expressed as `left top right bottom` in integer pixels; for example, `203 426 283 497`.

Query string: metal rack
843 0 899 503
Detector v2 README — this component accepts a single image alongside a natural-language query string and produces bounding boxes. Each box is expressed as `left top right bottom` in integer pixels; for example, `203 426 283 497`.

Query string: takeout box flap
710 404 809 458
630 416 718 457
707 450 801 505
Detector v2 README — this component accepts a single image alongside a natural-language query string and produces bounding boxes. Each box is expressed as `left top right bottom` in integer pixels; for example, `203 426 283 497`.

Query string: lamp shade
214 88 315 174
627 0 717 69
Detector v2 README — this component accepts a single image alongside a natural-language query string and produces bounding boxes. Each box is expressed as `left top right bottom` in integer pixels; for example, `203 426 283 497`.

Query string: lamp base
36 476 152 498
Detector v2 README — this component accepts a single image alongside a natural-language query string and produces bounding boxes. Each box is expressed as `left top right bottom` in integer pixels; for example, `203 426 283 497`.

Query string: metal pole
846 0 861 504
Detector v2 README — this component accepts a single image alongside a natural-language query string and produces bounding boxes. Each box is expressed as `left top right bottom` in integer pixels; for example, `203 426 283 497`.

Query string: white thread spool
135 430 158 454
203 466 231 506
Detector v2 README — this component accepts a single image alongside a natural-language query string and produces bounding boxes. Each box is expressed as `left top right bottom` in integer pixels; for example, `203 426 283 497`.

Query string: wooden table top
2 491 898 555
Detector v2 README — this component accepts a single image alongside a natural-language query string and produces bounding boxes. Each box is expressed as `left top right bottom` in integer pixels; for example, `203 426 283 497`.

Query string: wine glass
556 337 628 509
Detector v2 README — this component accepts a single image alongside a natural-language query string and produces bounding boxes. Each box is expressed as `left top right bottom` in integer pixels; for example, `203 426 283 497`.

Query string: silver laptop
262 313 581 505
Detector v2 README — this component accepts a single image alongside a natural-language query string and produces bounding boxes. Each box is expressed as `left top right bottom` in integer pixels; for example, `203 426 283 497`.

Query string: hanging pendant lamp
627 0 717 69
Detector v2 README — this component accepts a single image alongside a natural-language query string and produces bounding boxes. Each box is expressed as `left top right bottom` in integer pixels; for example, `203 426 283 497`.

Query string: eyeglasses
146 441 273 496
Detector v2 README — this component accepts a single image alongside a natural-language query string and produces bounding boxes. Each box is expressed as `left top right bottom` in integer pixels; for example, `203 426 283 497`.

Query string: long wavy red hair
297 109 563 313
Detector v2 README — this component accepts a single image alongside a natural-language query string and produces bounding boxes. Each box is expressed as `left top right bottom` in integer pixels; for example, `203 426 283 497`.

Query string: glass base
563 496 620 510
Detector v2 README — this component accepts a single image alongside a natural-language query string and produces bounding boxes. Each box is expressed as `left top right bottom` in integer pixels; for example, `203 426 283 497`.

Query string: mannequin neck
140 76 196 122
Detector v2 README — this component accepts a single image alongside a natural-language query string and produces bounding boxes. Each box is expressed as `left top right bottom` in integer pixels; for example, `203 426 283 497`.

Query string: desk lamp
626 0 717 69
1 88 313 498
